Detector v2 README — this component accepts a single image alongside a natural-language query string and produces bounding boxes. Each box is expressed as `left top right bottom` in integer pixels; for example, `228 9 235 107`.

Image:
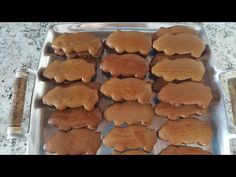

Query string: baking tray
8 23 236 155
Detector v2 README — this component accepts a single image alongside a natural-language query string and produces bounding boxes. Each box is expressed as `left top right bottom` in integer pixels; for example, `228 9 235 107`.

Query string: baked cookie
158 118 213 146
112 150 149 155
153 25 198 40
153 33 205 58
158 82 213 108
43 59 96 83
44 129 101 155
160 145 211 155
60 81 102 98
103 125 157 152
48 107 102 131
155 103 207 120
52 32 102 58
106 30 152 55
100 77 152 104
104 101 154 126
150 53 197 67
151 58 205 82
42 83 99 111
100 54 149 78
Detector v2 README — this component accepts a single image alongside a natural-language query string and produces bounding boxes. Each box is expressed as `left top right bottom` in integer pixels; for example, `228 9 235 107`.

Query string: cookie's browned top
106 31 152 55
48 107 102 131
153 33 205 58
104 101 154 126
153 25 199 40
151 58 205 82
44 129 101 155
158 81 213 108
42 84 99 111
43 59 96 83
100 54 149 78
158 118 213 146
155 102 207 120
52 32 102 57
150 53 198 67
103 125 157 152
100 77 152 104
160 145 211 155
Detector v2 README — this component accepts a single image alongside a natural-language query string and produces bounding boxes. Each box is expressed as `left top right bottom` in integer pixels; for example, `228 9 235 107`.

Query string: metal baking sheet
26 22 232 155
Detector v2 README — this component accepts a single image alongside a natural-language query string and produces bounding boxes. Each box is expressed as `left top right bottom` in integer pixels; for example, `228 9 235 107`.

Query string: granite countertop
0 22 236 154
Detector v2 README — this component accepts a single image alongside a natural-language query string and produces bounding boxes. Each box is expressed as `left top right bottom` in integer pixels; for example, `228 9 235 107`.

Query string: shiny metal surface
25 23 234 154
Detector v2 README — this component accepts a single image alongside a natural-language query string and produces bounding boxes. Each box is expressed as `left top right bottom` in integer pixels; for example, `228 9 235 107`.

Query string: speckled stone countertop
0 22 236 154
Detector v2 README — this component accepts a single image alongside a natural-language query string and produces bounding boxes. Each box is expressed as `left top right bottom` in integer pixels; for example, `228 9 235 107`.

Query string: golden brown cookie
44 129 101 155
100 77 152 104
103 125 157 152
153 33 205 58
158 118 213 146
43 59 96 83
100 54 149 78
112 150 149 155
150 53 198 67
151 58 205 82
106 30 152 55
48 108 102 131
155 103 207 120
153 25 199 40
61 82 102 99
42 84 98 111
160 145 211 155
158 82 213 108
104 101 154 126
52 32 102 58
